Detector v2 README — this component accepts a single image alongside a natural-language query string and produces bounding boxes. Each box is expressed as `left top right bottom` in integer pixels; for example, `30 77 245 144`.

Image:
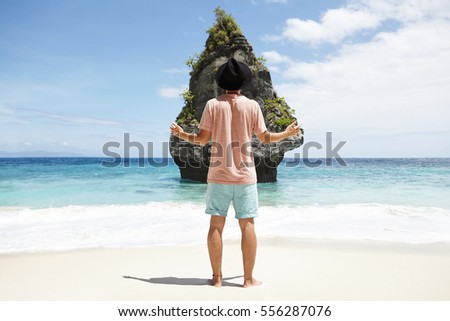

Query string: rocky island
169 8 304 182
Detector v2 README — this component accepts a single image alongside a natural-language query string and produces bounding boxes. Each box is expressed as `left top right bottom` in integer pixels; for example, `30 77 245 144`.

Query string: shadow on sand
123 275 243 287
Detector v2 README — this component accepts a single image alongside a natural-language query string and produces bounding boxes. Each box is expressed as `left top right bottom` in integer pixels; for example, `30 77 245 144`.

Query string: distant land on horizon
0 151 86 158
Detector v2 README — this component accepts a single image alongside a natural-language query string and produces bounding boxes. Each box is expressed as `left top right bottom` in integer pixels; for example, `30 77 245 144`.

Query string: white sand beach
0 238 449 301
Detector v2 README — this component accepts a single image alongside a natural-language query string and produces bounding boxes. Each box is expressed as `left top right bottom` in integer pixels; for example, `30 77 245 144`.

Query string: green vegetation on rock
205 7 242 53
186 7 245 75
176 89 198 127
185 53 200 73
263 96 297 129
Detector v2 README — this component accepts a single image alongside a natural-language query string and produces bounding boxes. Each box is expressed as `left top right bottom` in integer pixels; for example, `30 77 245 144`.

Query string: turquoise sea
1 158 449 252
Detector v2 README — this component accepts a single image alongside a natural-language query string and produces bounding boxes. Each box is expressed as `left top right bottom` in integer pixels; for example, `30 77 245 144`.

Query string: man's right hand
170 122 184 137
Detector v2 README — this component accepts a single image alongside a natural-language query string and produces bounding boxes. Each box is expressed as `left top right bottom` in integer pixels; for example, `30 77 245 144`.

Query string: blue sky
1 0 449 157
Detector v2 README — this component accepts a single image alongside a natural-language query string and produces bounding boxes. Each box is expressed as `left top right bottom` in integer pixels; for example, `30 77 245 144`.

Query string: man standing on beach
170 58 301 287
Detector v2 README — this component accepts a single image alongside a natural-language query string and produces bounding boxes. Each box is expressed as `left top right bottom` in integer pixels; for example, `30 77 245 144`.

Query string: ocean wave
0 202 449 252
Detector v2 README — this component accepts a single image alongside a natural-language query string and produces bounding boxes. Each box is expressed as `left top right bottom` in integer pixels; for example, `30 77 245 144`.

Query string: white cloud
19 108 120 126
158 85 186 99
163 67 189 74
267 66 281 73
359 0 450 22
265 0 450 45
267 7 381 44
262 50 292 64
268 0 288 4
280 22 450 136
267 1 450 156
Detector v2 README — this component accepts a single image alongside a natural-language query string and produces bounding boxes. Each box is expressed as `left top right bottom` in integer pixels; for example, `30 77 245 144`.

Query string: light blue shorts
205 183 258 219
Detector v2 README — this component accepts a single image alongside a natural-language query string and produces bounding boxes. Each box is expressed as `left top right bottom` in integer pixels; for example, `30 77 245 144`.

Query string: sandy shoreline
1 238 449 301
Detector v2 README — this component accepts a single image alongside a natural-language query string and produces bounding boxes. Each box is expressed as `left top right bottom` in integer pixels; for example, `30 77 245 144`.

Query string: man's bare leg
207 215 226 287
239 218 262 288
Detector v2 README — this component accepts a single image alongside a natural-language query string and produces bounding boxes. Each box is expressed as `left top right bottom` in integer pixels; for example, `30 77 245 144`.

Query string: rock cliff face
170 8 303 182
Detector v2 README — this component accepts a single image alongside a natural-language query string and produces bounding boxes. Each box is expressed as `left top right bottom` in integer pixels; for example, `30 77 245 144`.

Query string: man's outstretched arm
256 121 302 144
170 122 211 146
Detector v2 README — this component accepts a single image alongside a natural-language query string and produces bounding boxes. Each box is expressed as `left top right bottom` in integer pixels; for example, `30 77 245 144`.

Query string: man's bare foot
243 278 262 288
210 274 222 287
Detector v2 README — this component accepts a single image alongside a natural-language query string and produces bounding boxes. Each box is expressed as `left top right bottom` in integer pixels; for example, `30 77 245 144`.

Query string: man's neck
225 90 241 95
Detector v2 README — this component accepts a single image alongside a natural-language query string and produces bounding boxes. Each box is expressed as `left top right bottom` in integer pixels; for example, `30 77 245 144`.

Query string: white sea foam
0 202 449 252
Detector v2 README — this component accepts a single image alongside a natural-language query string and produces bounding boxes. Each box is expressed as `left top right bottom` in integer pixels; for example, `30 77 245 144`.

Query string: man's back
170 57 300 288
199 93 267 184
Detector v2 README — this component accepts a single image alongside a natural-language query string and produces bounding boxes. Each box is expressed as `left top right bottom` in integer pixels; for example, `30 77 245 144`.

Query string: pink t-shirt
199 94 267 184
